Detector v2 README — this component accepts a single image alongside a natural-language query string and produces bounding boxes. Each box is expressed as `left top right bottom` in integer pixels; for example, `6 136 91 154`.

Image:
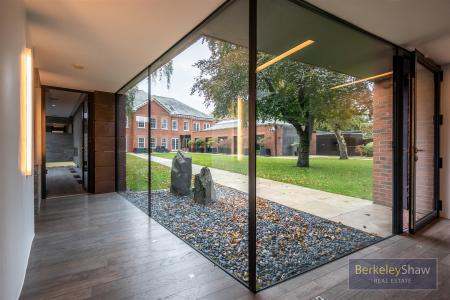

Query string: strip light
330 71 393 90
20 48 33 176
256 40 315 73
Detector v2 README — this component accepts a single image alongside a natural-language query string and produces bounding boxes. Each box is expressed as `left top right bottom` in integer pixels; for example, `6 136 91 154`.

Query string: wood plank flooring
21 193 450 299
46 166 85 198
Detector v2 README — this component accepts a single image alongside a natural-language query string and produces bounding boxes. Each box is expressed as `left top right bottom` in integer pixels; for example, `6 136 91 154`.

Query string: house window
183 121 189 131
138 137 145 148
150 117 156 129
172 119 178 130
150 137 156 149
136 116 146 128
172 138 179 150
193 122 200 131
161 138 168 148
203 123 211 129
161 118 168 129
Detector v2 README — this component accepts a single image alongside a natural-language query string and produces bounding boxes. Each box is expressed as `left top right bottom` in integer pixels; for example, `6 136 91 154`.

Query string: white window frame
193 122 200 132
172 119 178 130
150 137 156 149
161 118 168 130
125 116 129 128
203 123 211 129
161 138 168 148
150 117 157 129
183 120 189 131
171 138 179 151
136 116 146 128
137 137 145 148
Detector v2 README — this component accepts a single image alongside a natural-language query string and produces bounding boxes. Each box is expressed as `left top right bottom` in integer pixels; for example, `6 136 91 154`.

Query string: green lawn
126 154 170 191
152 152 373 200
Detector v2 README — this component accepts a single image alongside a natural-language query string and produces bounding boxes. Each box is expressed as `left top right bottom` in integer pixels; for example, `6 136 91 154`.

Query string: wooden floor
21 193 450 300
46 166 85 198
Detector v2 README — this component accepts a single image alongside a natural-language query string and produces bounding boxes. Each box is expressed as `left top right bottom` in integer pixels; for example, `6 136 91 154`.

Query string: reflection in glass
255 0 394 289
145 0 251 286
413 63 435 222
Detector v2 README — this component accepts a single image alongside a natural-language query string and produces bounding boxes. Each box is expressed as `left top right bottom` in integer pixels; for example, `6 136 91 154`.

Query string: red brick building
126 95 214 152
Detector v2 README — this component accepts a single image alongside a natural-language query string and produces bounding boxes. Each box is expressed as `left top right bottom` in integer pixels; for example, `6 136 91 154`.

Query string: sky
137 39 213 114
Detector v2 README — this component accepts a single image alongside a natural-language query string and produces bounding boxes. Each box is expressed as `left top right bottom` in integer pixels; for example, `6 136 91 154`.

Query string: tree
207 137 219 153
125 61 174 117
318 83 373 159
192 38 372 167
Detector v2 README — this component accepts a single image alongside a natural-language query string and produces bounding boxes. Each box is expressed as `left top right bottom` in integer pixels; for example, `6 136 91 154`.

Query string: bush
363 142 373 157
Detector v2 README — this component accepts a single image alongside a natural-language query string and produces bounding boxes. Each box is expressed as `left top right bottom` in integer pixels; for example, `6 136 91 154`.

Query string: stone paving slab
131 153 392 237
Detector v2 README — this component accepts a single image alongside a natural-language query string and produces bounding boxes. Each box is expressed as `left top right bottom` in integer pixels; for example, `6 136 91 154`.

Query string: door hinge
438 200 443 211
439 114 444 125
439 157 443 168
439 70 444 82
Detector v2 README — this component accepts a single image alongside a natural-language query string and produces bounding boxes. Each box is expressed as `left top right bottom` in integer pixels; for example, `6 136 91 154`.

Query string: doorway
409 51 442 233
42 86 92 198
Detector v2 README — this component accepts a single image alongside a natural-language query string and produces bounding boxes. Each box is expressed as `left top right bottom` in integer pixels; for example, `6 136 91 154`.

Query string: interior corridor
46 166 85 198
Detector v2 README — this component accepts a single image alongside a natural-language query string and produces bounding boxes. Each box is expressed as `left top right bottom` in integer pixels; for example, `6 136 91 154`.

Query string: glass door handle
414 148 424 153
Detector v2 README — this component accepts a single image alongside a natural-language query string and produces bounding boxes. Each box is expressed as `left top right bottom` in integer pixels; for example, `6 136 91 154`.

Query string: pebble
120 184 381 289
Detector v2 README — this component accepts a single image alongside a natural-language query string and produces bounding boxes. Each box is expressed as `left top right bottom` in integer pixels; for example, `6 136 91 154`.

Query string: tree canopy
191 38 373 166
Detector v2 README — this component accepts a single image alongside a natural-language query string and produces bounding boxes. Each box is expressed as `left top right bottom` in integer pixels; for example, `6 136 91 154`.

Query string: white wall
441 64 450 219
0 0 35 298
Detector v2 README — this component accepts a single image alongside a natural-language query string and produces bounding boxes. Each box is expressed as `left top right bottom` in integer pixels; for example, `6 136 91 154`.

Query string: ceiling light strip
330 71 393 90
256 39 315 73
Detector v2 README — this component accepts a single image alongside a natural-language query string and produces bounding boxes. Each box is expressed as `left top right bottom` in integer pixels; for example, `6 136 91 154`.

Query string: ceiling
307 0 450 66
25 0 225 92
46 89 86 118
26 0 450 93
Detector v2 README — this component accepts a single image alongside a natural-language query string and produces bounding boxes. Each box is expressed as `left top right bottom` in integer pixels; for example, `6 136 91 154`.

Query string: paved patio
132 153 392 237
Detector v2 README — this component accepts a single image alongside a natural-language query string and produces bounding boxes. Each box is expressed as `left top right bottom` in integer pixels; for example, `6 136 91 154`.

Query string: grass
152 152 373 200
126 153 170 191
46 161 76 168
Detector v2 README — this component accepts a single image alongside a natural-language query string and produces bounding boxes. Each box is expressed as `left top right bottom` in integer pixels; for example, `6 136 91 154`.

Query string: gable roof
133 92 213 120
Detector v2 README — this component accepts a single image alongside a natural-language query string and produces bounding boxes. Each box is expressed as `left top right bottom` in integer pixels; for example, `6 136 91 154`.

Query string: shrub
363 142 373 157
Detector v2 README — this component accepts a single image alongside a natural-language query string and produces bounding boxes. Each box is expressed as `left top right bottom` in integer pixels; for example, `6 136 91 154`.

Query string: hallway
46 166 85 198
20 193 450 299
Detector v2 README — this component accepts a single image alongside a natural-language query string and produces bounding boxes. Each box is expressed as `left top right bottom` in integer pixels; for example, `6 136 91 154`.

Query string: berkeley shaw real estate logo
349 258 437 290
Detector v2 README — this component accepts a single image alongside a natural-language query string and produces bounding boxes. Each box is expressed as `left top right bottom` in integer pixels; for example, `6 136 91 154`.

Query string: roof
132 91 213 120
153 95 213 120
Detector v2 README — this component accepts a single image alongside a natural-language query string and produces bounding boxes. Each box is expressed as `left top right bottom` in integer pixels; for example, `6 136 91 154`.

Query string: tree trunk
297 130 310 167
334 129 349 160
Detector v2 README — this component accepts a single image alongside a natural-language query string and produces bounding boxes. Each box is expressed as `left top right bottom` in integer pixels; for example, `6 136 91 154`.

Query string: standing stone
170 151 192 195
193 167 216 205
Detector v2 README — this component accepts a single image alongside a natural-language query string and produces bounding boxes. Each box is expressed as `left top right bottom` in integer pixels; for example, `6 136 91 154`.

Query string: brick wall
414 67 435 214
126 100 214 152
373 78 393 207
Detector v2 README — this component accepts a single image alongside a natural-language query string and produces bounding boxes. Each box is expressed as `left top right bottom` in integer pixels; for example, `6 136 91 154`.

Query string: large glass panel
414 63 436 222
149 0 250 287
255 0 394 289
117 71 150 214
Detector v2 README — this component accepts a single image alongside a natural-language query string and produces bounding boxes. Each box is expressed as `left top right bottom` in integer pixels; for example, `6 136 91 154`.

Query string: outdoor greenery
126 154 170 191
151 152 373 200
191 38 373 167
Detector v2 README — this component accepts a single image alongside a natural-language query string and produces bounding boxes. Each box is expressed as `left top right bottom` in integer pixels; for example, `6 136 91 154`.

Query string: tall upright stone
193 167 216 205
170 151 192 195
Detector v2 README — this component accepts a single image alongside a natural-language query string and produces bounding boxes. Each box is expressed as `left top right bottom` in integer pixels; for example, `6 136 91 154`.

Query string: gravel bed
120 185 381 289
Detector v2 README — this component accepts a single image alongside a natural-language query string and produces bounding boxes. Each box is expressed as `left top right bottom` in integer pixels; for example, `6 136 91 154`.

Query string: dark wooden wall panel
93 91 115 193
